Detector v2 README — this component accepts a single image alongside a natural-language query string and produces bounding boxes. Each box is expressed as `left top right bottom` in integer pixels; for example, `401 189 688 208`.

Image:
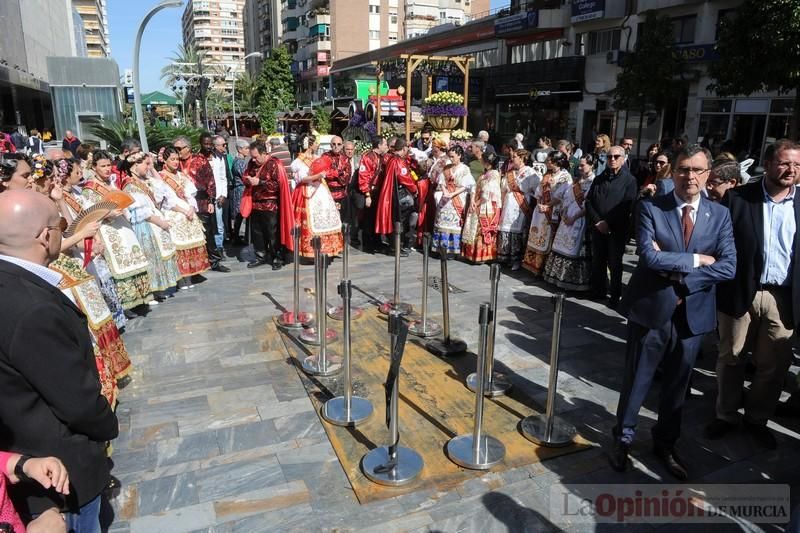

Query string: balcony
300 65 329 80
305 36 331 54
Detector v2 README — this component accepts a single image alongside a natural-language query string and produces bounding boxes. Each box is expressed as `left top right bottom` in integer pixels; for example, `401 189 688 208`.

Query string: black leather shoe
399 248 410 257
212 263 231 272
703 419 736 440
744 422 777 450
271 262 283 271
608 440 631 472
653 446 689 480
775 396 800 418
608 296 620 309
247 259 267 269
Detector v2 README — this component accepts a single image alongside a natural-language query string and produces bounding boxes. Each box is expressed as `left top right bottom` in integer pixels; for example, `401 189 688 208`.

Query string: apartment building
73 0 111 58
405 0 490 39
243 0 282 75
182 0 247 90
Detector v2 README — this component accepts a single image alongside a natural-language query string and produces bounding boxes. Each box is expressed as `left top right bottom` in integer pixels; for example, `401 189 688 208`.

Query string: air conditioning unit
606 49 620 65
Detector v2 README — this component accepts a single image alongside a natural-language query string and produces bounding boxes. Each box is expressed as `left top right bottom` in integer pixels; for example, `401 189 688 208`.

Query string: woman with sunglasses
639 151 672 198
119 152 181 301
523 151 573 276
82 150 153 311
158 147 210 287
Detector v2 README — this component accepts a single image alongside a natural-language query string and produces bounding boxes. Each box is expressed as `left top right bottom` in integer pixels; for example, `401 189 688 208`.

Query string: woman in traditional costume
416 138 449 245
461 152 502 264
497 149 539 270
522 151 573 276
289 133 343 258
543 154 596 291
121 152 182 299
82 151 152 309
56 158 128 331
158 147 211 286
431 146 474 256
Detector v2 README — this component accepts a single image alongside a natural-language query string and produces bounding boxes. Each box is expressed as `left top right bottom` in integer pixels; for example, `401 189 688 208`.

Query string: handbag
240 187 253 218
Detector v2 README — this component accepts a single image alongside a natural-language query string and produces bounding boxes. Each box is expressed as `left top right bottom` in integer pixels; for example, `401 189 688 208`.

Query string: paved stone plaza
108 245 800 532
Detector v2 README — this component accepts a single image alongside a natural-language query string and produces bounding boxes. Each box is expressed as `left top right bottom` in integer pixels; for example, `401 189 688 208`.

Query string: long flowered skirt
88 256 127 330
132 222 181 293
496 231 526 264
432 228 462 255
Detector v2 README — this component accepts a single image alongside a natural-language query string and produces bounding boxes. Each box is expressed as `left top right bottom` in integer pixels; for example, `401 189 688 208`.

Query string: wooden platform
274 308 589 504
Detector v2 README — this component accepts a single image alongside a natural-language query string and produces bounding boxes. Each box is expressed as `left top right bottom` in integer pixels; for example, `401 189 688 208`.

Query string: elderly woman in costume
461 151 502 264
289 133 344 258
542 153 596 291
158 147 211 288
522 151 572 276
497 149 539 270
82 150 152 310
120 152 182 301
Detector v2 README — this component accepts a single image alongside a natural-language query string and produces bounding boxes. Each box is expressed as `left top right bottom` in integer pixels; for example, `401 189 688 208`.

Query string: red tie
682 205 694 248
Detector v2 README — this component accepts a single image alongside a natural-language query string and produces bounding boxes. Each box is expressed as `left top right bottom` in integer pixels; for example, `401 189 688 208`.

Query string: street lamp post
232 52 262 139
133 0 183 153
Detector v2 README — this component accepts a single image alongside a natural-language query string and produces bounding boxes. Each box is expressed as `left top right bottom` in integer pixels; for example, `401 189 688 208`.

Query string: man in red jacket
243 140 294 269
358 137 388 252
375 137 418 256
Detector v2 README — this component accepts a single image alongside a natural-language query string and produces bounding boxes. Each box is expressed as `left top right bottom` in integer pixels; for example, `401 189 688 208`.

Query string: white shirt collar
673 191 701 212
0 255 63 288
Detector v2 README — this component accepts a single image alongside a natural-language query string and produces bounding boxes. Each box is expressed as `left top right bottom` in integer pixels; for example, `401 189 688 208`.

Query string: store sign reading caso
571 0 604 23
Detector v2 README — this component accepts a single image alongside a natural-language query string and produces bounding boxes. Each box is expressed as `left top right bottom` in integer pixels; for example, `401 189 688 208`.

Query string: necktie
682 205 694 248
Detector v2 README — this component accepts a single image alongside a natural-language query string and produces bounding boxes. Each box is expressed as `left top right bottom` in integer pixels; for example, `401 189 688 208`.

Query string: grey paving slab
107 245 800 533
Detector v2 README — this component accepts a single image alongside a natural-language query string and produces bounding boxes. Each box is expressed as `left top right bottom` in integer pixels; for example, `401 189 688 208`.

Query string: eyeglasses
608 154 625 160
47 217 68 233
675 166 710 176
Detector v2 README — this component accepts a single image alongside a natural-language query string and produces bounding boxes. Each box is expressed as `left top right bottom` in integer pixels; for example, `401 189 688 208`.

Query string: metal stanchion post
278 226 312 328
300 236 338 345
329 223 363 321
424 251 467 356
447 303 505 469
321 278 373 425
378 222 413 316
466 264 511 396
409 233 442 338
302 250 342 376
361 310 423 486
520 294 576 447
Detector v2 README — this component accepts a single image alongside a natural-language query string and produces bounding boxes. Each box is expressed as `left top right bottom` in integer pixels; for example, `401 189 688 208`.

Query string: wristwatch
14 454 32 482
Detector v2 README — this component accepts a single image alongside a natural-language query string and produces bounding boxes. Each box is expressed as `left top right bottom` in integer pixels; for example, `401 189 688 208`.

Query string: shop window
770 99 794 115
767 115 792 143
672 15 696 45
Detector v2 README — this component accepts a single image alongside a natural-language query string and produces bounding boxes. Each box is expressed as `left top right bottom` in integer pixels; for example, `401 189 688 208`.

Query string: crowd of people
1 123 799 531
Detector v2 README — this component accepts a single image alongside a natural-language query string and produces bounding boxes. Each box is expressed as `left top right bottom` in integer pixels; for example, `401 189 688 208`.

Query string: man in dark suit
705 139 800 448
0 189 118 531
611 145 736 479
585 145 638 308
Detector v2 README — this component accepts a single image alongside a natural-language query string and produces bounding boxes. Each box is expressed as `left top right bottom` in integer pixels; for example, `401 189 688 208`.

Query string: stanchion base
277 311 314 329
327 305 364 321
301 352 343 376
425 337 467 357
446 434 506 470
520 415 577 448
301 314 316 328
377 300 414 316
361 446 424 486
321 396 373 427
408 318 443 338
298 327 338 345
465 372 512 397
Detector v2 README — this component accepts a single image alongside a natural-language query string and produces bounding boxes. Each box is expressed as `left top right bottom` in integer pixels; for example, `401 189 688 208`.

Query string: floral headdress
31 154 51 181
55 158 72 183
126 151 147 165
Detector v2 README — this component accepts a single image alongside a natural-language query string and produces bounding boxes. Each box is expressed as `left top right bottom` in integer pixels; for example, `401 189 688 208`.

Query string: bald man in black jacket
0 190 118 530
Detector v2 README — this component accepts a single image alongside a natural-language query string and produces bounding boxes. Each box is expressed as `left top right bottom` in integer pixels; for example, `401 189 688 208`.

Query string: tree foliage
234 72 259 115
313 106 332 134
256 46 297 133
709 0 800 137
88 119 205 152
614 10 684 112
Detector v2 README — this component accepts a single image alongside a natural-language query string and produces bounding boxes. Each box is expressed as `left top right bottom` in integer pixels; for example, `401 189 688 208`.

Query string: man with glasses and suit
586 145 638 308
610 144 736 479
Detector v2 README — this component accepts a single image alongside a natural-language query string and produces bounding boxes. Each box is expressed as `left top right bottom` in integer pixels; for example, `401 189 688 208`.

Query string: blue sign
494 10 538 36
571 0 604 23
673 43 719 63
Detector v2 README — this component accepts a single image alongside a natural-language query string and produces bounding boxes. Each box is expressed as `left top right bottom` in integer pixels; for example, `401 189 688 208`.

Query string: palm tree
234 71 259 115
160 44 222 88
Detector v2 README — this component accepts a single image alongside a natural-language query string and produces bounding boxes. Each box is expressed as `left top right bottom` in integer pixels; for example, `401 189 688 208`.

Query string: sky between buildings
109 0 509 94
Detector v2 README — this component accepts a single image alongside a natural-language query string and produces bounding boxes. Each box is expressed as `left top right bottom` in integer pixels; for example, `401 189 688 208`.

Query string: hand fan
102 190 135 210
